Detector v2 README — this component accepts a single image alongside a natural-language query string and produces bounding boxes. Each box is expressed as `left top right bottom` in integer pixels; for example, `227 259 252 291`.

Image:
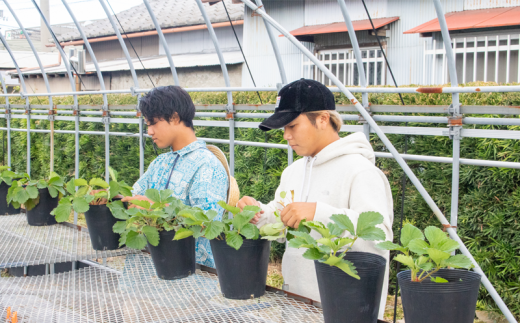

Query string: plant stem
417 267 441 283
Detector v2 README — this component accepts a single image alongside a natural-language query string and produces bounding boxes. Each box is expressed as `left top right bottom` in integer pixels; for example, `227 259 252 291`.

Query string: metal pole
0 31 31 174
142 0 180 86
239 2 517 321
97 0 143 176
336 0 370 140
5 0 55 175
196 0 235 175
0 74 10 168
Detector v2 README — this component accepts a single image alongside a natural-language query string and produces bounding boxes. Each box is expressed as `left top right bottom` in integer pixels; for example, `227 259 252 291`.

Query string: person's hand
89 189 108 205
121 195 153 209
280 202 317 228
237 196 264 224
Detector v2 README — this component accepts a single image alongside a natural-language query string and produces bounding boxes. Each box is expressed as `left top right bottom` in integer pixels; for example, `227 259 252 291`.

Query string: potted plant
51 170 132 250
175 201 270 300
0 166 23 215
114 188 196 280
376 224 479 323
286 211 388 323
7 172 66 226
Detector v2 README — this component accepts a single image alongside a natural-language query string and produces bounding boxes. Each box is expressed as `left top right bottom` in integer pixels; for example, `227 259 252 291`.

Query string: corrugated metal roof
16 51 244 75
404 6 520 34
287 17 399 36
58 0 244 42
0 50 60 69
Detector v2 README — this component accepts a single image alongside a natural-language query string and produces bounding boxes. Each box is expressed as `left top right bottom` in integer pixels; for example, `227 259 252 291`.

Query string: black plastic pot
0 182 19 215
147 229 196 280
210 237 270 300
26 188 58 226
84 203 123 251
398 269 481 323
315 252 386 323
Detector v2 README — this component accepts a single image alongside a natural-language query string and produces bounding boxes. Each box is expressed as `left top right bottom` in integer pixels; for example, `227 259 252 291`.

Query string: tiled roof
58 0 244 42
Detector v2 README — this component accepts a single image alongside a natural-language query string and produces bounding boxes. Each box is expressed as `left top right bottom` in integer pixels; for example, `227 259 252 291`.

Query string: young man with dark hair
123 86 228 268
237 79 394 319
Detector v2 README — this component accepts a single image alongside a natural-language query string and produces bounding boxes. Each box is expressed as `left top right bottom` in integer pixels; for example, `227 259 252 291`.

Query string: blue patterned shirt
132 140 229 268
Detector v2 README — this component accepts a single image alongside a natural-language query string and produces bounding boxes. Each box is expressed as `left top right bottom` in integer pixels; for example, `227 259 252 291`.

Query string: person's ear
318 112 329 130
170 113 180 125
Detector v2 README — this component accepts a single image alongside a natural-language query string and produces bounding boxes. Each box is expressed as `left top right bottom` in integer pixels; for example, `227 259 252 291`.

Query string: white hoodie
256 132 394 319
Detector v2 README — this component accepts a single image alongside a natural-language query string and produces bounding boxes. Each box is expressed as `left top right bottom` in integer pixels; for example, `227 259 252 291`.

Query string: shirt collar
170 140 206 157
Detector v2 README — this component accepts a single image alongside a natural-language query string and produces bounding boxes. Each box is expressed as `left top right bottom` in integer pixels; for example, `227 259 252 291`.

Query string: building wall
161 26 244 55
19 64 243 93
86 35 160 62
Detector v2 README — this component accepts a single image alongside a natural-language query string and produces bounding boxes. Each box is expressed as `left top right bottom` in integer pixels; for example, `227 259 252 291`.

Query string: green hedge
2 82 520 318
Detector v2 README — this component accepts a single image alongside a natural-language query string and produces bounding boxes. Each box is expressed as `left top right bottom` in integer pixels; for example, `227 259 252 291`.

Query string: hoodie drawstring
298 157 309 202
299 156 317 202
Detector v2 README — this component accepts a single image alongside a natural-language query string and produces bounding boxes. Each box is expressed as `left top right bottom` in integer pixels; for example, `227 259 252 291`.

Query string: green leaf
323 254 342 267
335 237 355 249
335 259 360 280
394 254 415 269
125 231 148 250
260 223 285 237
51 203 72 222
327 222 344 237
74 178 88 187
426 248 451 266
280 191 287 199
119 185 132 197
14 188 29 204
89 178 109 189
289 230 316 245
108 166 118 182
25 186 39 199
36 179 48 189
25 197 38 211
204 221 225 240
76 186 89 197
288 237 315 249
190 225 205 238
217 200 240 215
437 239 460 254
145 189 161 203
330 213 355 236
243 205 261 213
159 189 174 201
357 227 386 241
424 226 448 248
408 239 430 255
302 248 323 260
66 179 76 195
72 197 90 213
130 199 151 210
204 210 217 221
304 221 330 238
109 181 120 200
430 276 449 283
376 241 407 253
444 254 473 269
401 224 424 247
48 176 63 186
356 211 384 237
225 231 243 250
418 262 434 272
142 226 160 247
240 223 259 240
317 238 336 250
48 186 58 198
113 221 127 234
108 201 129 220
232 213 252 231
173 227 194 240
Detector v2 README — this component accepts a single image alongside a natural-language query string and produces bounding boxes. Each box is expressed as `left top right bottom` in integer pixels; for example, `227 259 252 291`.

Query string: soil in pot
26 188 58 226
397 269 481 323
147 229 196 280
0 182 19 215
84 203 123 251
210 237 270 300
315 251 386 323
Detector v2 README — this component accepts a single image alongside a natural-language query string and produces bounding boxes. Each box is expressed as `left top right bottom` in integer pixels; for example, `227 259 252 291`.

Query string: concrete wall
17 64 243 93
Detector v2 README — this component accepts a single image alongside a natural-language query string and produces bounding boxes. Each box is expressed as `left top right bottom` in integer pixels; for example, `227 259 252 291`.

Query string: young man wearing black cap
237 79 394 319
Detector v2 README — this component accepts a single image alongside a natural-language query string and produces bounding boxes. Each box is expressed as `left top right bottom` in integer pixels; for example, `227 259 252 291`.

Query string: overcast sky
0 0 144 30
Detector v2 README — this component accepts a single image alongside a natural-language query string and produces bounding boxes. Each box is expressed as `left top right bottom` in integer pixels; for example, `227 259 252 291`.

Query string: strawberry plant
0 166 22 186
174 201 261 250
259 190 293 241
113 188 192 249
288 211 387 279
376 224 473 283
7 172 66 210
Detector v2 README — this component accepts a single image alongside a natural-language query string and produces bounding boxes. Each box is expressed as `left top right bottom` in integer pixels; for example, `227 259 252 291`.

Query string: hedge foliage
2 82 519 318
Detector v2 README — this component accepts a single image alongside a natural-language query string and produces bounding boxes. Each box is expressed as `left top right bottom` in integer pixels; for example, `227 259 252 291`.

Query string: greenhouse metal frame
0 0 518 322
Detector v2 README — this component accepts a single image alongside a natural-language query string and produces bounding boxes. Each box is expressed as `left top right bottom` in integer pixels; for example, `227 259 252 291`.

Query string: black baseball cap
259 78 335 131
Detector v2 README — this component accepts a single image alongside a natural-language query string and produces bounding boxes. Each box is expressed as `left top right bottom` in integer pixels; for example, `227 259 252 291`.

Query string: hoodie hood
312 132 375 167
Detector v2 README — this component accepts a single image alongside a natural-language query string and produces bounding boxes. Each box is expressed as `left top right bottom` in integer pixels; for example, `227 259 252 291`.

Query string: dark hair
140 86 195 129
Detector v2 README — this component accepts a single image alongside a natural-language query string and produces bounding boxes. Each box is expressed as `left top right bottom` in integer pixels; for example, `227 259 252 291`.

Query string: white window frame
302 47 386 86
423 33 520 85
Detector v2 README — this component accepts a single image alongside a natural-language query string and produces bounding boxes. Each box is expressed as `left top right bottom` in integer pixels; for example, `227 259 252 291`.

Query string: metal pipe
196 0 235 176
4 0 55 173
0 29 31 175
142 0 180 85
238 2 516 321
61 0 110 183
0 74 10 168
254 0 287 84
